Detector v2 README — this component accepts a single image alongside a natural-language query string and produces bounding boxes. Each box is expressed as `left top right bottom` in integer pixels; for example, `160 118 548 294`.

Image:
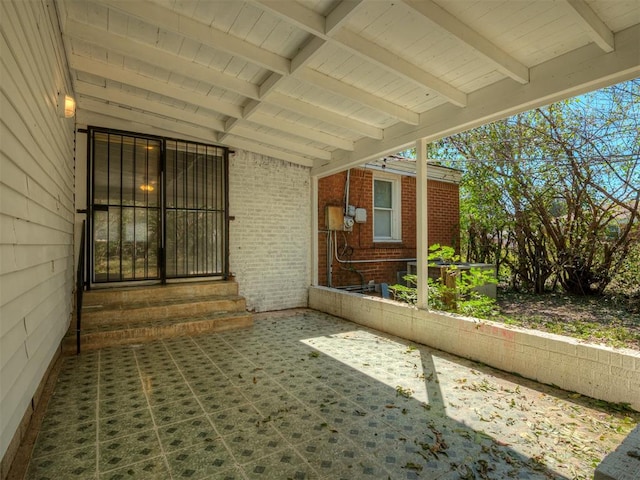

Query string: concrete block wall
309 286 640 411
317 168 460 288
0 0 76 473
229 151 311 312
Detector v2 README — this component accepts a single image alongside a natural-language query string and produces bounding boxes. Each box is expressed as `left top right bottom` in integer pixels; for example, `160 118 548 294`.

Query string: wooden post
441 266 457 310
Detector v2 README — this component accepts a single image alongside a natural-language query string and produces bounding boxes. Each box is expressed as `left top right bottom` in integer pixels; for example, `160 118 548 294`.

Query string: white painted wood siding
0 0 75 461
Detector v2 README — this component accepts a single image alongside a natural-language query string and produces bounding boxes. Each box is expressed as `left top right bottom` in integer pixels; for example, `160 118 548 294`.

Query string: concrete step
64 311 253 354
82 295 246 325
83 280 239 307
68 280 252 354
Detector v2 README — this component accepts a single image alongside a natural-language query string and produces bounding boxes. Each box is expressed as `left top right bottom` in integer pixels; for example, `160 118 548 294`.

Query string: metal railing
76 220 86 354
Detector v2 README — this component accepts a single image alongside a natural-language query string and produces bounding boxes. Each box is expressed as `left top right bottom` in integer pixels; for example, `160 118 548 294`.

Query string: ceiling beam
268 92 383 139
105 0 414 131
222 35 330 141
74 0 431 141
325 0 365 35
223 34 330 140
250 0 325 35
331 29 467 106
77 105 318 168
219 13 386 142
76 110 219 145
296 68 420 125
224 135 318 168
258 73 284 99
312 23 640 177
290 36 327 74
68 54 244 118
78 98 220 142
229 125 332 160
565 0 615 53
102 0 290 74
221 119 333 162
64 19 260 100
104 0 417 132
402 0 529 84
226 108 356 152
252 0 467 106
74 81 227 132
69 4 384 143
76 76 333 161
71 55 354 152
223 87 383 142
249 112 354 151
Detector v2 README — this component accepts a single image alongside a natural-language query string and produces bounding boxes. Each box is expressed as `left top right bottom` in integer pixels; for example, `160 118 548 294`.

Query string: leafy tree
432 79 640 295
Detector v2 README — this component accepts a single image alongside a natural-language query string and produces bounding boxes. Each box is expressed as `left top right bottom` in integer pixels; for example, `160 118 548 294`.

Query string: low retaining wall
309 286 640 411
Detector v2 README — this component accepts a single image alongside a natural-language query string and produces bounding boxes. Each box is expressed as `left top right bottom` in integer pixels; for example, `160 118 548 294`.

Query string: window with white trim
373 175 401 241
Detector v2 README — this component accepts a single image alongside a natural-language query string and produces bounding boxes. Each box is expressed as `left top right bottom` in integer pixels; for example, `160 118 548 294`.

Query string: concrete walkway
14 310 638 479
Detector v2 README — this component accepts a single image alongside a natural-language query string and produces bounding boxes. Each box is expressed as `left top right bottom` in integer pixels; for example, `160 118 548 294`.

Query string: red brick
318 168 460 287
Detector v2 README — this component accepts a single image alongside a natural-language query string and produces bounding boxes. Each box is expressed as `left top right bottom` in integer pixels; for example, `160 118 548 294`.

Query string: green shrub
389 245 499 318
389 274 418 305
606 242 640 298
604 241 640 313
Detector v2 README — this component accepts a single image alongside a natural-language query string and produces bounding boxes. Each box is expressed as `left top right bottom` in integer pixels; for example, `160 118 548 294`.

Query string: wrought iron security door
89 128 228 284
164 140 227 279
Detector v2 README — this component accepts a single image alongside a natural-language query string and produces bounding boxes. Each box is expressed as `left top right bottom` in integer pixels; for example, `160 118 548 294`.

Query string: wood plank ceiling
58 0 640 175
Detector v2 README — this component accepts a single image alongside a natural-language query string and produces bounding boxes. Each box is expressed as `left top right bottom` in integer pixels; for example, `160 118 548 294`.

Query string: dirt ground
495 290 640 351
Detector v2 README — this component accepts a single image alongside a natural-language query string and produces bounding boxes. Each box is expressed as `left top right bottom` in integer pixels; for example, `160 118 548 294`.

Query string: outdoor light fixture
57 91 76 118
140 184 155 192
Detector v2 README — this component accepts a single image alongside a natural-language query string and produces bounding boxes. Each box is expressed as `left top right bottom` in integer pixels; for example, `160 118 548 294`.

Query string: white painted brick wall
229 150 310 312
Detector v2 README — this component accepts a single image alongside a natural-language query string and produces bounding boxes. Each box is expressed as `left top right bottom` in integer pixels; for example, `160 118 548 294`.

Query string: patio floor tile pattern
24 309 636 479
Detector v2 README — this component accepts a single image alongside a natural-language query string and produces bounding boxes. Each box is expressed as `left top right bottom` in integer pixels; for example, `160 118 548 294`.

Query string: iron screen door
164 140 227 279
90 129 228 283
91 131 161 282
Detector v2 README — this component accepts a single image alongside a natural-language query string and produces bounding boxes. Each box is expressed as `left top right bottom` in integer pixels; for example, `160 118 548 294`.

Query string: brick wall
229 150 311 312
318 168 460 287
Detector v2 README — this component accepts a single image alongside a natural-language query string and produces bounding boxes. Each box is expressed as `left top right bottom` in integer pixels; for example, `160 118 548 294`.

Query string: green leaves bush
390 245 499 319
605 241 640 311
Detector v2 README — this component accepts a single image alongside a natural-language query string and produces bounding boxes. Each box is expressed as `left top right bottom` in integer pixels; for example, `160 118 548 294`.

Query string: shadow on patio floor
12 309 638 479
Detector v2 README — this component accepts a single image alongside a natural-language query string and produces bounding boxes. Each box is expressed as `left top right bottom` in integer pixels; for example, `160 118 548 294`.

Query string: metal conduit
333 231 416 264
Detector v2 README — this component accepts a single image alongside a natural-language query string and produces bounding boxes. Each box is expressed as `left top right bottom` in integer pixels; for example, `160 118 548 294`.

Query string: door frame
86 126 230 287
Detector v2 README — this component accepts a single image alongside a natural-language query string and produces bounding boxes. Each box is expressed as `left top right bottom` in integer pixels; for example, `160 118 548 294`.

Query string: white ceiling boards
60 0 640 175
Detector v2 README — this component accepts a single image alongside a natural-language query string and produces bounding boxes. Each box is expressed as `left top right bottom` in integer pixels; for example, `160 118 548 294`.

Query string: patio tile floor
21 309 637 479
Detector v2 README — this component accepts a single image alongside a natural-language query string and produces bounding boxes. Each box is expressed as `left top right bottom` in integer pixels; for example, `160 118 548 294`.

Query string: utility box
343 216 354 232
325 205 344 231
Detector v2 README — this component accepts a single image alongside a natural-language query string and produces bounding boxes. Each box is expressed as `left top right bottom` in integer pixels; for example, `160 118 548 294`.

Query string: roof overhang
365 156 462 184
57 0 640 175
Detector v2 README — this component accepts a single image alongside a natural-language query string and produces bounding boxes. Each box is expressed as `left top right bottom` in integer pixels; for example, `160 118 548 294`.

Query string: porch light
57 92 76 118
140 184 155 192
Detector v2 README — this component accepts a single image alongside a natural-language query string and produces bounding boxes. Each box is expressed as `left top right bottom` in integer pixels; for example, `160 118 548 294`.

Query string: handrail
76 220 86 355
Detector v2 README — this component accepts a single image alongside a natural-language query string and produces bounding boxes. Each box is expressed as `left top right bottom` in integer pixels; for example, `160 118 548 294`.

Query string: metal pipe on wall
327 230 333 287
344 169 350 213
333 231 416 264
